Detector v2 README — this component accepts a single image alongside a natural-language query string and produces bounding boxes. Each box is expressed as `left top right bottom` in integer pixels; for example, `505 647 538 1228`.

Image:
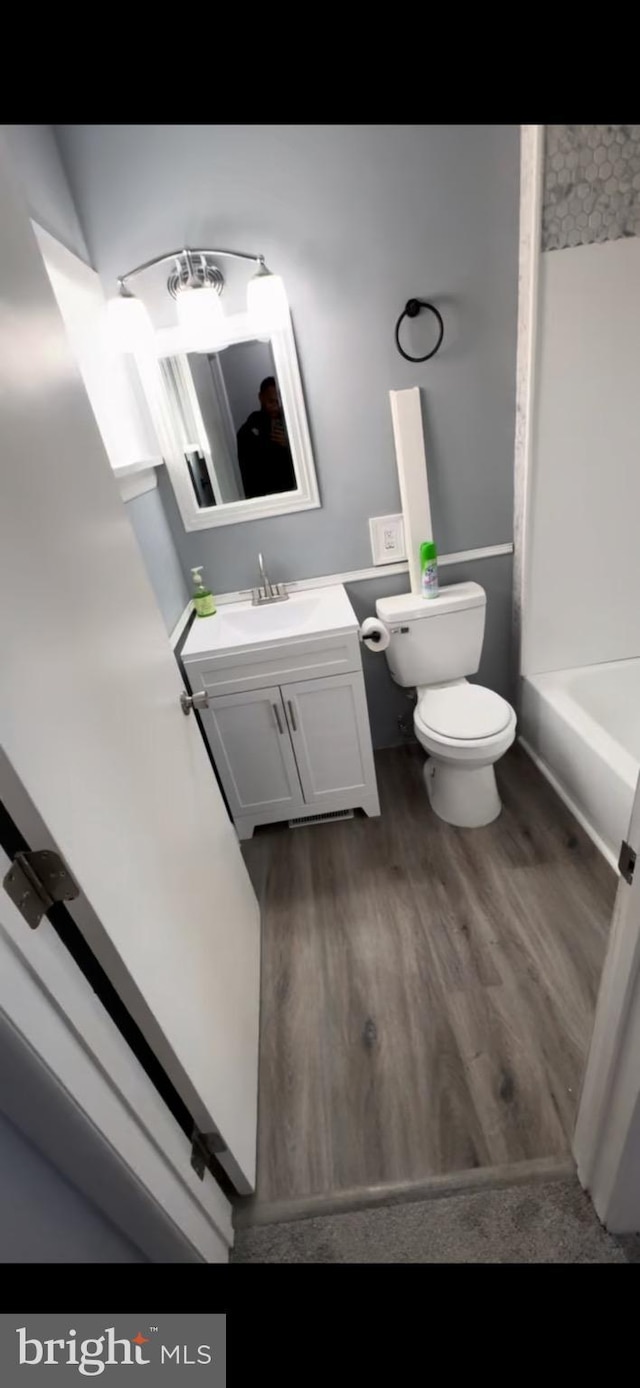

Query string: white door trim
0 749 232 1263
512 124 545 679
574 777 640 1231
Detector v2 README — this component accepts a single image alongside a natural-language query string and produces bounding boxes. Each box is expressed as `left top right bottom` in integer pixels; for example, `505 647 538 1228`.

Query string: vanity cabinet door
204 686 305 819
284 672 377 807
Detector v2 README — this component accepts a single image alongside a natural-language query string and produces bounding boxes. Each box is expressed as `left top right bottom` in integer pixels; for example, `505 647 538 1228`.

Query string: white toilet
376 582 516 827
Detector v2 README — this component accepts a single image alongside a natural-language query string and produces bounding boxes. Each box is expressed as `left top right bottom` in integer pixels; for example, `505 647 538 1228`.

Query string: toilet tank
376 582 487 687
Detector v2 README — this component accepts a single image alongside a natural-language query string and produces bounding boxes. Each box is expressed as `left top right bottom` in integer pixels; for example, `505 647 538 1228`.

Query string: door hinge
190 1127 228 1181
180 689 209 716
2 850 80 930
619 840 637 885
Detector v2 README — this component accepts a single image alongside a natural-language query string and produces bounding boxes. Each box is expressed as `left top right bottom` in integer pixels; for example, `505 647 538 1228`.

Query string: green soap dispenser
191 566 216 618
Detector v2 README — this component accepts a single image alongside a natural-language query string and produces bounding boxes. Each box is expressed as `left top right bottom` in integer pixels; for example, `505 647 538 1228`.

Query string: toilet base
423 756 502 827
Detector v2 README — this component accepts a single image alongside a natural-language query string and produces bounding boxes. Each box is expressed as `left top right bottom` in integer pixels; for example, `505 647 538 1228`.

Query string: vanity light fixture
171 249 225 348
107 247 288 353
246 261 288 335
106 284 154 353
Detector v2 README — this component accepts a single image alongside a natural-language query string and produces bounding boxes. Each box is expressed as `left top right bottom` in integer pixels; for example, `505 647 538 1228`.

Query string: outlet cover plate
369 513 407 566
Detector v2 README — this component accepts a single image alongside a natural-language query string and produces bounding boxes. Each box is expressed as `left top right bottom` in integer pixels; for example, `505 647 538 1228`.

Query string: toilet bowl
414 680 517 827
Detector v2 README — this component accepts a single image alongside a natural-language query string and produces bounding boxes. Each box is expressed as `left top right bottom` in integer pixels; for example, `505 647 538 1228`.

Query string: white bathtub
520 659 640 869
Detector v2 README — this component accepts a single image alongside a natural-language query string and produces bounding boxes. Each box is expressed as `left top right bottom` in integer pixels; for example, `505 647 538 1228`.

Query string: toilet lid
417 684 512 740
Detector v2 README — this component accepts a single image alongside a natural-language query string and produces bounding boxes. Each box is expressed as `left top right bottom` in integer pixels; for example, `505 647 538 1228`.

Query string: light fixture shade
247 268 288 335
175 284 224 349
106 293 153 353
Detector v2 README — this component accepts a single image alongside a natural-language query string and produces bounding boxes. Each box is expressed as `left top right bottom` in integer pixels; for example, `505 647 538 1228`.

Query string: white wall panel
523 236 640 674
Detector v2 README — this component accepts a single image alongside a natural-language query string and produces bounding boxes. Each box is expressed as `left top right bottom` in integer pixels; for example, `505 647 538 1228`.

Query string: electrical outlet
369 514 406 566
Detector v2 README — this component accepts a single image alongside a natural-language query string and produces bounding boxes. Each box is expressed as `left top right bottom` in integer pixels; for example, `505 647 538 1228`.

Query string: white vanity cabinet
181 586 380 839
281 674 375 809
204 686 306 821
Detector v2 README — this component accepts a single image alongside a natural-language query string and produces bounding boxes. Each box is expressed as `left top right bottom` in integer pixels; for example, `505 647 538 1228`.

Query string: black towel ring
394 298 444 363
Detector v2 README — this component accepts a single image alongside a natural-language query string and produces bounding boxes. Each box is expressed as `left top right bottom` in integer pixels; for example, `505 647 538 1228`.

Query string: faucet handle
258 552 272 597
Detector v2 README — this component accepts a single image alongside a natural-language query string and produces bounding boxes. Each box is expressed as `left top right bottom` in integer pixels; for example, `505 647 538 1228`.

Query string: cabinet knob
180 690 209 716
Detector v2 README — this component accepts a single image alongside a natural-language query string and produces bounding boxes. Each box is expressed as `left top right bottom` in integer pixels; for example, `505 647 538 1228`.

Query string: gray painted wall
56 125 519 576
0 1108 145 1262
126 485 190 633
54 124 519 740
543 125 640 251
4 127 188 640
6 124 89 262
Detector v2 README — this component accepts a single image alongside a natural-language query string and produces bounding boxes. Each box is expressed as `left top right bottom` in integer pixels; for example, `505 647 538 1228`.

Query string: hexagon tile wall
543 124 640 251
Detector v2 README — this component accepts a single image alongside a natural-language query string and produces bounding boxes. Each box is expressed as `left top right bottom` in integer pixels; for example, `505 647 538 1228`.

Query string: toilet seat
416 683 511 742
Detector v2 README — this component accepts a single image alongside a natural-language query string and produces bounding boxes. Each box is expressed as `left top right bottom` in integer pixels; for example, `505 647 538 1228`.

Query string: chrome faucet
252 552 289 605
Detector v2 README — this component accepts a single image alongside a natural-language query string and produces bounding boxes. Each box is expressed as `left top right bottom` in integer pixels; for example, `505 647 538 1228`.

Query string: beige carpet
232 1176 640 1264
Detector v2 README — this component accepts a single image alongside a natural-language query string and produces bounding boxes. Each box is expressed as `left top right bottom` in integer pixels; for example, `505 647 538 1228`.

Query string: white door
0 131 260 1194
284 673 376 806
204 688 305 819
574 774 640 1230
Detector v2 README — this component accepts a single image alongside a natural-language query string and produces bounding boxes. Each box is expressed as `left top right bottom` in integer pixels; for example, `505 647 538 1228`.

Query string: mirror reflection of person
236 376 296 499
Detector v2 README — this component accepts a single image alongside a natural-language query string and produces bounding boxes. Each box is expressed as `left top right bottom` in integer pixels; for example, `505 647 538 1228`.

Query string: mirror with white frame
110 249 320 531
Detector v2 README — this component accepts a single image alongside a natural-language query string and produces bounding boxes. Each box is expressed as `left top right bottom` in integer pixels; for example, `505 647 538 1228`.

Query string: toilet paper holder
358 623 408 642
358 617 410 653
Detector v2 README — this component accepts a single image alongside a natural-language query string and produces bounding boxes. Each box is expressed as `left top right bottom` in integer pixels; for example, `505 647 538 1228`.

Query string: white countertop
181 583 359 659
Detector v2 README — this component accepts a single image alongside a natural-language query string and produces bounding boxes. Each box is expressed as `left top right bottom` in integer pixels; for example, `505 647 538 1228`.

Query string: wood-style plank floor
243 744 615 1206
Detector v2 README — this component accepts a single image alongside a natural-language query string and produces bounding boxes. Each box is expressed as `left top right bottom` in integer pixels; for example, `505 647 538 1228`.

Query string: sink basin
181 583 359 658
222 598 321 638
